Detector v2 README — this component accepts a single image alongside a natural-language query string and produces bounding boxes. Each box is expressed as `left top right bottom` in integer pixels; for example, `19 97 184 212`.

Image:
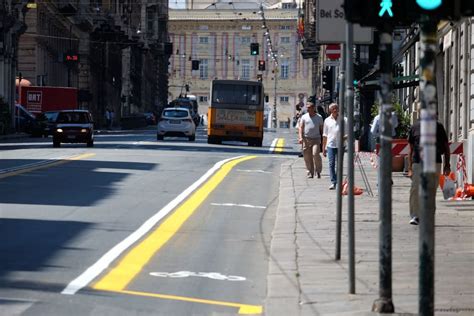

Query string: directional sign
316 0 373 44
326 44 341 60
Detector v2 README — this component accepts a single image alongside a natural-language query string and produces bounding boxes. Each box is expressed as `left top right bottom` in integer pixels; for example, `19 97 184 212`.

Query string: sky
169 0 186 9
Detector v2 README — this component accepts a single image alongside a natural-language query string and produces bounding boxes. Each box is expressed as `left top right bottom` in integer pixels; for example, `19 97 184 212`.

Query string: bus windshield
212 83 261 106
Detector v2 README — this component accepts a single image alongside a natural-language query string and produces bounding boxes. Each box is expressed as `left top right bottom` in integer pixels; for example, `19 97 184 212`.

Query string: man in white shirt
298 101 324 178
370 110 398 149
322 103 347 190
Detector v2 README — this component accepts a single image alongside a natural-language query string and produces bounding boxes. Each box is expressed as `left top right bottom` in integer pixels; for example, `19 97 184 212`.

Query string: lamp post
273 68 277 128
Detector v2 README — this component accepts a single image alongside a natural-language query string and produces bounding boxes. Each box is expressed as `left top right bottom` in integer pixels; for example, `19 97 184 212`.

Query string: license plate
169 120 181 124
67 135 76 139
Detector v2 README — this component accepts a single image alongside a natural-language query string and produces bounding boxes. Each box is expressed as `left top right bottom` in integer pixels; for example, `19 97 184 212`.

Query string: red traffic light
258 60 265 71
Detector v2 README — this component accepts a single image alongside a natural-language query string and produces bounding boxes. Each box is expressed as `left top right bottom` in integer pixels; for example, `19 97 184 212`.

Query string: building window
199 96 208 103
199 59 208 79
282 3 295 9
279 25 291 30
281 37 290 44
359 45 369 63
241 37 251 44
199 37 209 44
241 59 250 80
280 96 289 103
280 61 289 79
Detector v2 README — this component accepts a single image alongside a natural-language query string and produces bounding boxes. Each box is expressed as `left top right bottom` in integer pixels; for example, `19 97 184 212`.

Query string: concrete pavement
266 138 474 315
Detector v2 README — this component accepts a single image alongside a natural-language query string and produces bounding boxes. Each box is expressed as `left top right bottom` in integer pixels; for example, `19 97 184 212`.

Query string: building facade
168 1 312 128
2 0 170 130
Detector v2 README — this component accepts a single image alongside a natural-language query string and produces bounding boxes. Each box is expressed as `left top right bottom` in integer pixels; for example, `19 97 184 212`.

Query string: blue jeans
327 147 338 185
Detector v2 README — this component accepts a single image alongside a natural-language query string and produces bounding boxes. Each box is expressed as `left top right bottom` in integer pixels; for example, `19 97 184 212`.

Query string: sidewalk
266 139 474 315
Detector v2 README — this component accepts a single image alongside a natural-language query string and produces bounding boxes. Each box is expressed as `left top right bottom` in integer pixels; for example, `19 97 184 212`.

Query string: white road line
61 155 247 295
268 138 278 153
236 169 272 174
210 203 266 209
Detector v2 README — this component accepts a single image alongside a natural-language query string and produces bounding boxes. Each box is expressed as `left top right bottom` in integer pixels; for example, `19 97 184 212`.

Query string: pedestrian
105 108 111 130
298 101 324 178
370 107 398 150
110 109 115 129
407 111 450 225
322 103 347 190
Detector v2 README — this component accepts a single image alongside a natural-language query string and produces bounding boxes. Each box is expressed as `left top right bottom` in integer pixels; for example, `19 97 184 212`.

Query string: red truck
18 86 78 114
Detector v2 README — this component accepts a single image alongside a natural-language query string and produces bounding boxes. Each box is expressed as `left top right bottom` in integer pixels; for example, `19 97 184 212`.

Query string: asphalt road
0 126 298 315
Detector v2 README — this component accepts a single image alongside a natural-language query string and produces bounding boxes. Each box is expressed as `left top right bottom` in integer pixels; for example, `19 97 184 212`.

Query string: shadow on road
0 159 157 206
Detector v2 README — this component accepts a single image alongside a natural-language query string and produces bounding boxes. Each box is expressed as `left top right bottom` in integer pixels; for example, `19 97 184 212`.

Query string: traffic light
322 68 333 91
250 43 259 56
258 60 265 71
191 60 200 70
343 0 464 27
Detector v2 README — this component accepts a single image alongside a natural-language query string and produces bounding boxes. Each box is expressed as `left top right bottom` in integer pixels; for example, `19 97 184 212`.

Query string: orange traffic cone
463 183 474 198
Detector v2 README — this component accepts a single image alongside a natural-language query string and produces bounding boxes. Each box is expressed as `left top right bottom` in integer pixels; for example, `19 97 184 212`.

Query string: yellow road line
93 156 257 292
0 153 96 179
119 289 262 315
274 138 285 153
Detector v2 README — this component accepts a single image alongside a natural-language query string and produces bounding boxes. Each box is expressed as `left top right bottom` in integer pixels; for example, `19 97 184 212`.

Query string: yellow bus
207 80 264 147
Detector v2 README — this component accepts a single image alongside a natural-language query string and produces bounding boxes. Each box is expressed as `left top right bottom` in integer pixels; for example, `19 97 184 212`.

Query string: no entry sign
326 44 341 60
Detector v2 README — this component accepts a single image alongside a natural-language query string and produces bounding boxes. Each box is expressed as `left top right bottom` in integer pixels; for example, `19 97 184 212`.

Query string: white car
157 107 196 141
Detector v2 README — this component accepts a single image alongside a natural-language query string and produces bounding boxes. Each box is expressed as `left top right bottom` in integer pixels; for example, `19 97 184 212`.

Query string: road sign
324 60 340 67
326 44 341 60
316 0 373 44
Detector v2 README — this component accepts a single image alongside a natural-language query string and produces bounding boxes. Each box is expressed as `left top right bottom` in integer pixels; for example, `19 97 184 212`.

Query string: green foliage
371 97 411 139
393 101 411 139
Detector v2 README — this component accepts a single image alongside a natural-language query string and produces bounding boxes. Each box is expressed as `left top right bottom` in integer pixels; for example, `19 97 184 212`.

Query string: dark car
35 111 59 137
52 110 94 147
144 112 156 125
14 104 43 136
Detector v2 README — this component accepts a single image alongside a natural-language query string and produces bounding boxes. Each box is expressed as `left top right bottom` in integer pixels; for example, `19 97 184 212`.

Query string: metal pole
273 69 278 128
335 44 345 261
345 22 355 295
419 16 438 316
372 23 395 313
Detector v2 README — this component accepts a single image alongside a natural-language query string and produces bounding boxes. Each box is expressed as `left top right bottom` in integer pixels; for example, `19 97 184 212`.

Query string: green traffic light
379 0 394 17
416 0 442 10
353 80 358 85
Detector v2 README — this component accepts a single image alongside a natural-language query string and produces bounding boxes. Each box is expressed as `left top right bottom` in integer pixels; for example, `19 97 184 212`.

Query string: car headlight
81 129 88 133
56 128 63 133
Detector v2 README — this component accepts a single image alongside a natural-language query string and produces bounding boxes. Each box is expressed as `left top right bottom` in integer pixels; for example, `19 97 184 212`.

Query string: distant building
168 1 312 128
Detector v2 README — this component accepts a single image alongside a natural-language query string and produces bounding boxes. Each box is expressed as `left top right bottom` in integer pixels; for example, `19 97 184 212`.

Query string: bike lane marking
62 155 262 314
0 153 96 179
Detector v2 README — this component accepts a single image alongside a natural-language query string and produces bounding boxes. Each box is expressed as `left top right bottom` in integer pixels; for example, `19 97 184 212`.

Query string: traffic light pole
345 22 356 295
273 69 278 128
372 22 395 313
335 43 345 261
418 17 438 316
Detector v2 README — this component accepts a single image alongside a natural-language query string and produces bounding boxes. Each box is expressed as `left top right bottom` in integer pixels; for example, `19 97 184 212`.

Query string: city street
0 126 295 315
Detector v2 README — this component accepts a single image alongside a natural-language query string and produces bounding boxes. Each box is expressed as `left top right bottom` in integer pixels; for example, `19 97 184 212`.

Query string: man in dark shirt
407 116 450 225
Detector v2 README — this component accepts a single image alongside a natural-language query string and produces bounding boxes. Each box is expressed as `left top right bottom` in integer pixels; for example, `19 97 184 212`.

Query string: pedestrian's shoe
298 153 303 157
409 217 419 225
317 172 321 179
307 173 314 179
329 183 336 190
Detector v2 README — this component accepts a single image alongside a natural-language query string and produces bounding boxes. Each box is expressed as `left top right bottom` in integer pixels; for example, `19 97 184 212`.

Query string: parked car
14 104 43 136
144 112 156 125
52 110 94 147
35 111 59 137
157 107 196 141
